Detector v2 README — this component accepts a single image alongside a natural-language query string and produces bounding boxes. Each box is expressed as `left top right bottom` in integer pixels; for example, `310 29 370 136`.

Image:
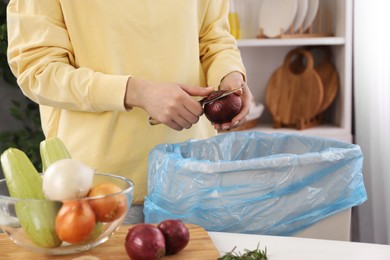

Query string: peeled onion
204 90 242 124
42 158 94 200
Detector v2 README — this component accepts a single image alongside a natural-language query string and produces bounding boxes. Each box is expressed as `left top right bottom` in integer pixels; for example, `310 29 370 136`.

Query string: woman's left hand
213 71 253 131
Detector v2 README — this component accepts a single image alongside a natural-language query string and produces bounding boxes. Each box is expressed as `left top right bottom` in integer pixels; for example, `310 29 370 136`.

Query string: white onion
42 158 94 200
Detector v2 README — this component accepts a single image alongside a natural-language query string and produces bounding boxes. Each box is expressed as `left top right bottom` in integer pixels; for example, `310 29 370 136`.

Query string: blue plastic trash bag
144 131 367 236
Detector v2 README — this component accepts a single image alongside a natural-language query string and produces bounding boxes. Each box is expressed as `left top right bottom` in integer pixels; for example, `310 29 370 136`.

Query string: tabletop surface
1 224 390 259
209 231 390 260
0 224 219 259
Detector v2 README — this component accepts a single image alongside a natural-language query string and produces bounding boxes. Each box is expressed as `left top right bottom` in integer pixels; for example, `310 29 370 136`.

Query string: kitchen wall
0 79 22 133
353 0 390 245
0 78 24 179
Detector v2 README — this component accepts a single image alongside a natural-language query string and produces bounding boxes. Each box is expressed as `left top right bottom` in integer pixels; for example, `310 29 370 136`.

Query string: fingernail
233 121 240 127
222 125 230 130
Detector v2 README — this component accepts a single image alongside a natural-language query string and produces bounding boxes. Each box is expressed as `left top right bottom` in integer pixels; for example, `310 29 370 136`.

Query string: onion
157 219 189 255
42 158 94 200
204 90 242 124
55 200 96 244
87 182 128 222
125 224 166 260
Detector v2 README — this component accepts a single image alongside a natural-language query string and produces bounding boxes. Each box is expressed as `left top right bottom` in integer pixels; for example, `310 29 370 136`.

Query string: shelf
247 124 352 143
237 37 346 47
234 0 352 143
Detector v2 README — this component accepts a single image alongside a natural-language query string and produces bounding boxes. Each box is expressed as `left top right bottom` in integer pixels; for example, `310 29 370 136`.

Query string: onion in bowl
42 158 94 201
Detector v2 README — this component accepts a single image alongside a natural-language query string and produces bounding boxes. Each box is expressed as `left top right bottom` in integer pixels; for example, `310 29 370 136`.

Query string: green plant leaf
0 1 44 171
11 100 21 107
9 106 23 121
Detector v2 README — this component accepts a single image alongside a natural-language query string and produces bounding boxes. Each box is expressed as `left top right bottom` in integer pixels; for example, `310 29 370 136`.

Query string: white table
209 231 390 260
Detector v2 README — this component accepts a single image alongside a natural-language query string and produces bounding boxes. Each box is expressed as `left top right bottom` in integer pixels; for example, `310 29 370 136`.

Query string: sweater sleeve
199 0 246 89
6 0 129 112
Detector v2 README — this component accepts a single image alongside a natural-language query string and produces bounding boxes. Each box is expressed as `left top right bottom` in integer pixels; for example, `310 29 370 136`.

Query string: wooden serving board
290 46 339 114
0 224 220 260
265 47 324 129
314 47 339 113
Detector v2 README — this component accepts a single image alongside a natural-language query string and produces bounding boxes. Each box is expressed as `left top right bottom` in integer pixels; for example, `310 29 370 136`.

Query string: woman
6 0 252 222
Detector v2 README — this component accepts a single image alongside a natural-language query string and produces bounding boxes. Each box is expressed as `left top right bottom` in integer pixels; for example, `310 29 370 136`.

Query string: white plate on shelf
302 0 319 32
292 0 309 33
258 0 298 38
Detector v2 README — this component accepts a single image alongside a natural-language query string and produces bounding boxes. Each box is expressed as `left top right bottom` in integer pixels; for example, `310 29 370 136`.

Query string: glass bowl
0 173 134 255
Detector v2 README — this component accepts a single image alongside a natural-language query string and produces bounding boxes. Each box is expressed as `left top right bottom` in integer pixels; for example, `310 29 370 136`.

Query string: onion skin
42 158 94 200
87 183 128 222
157 219 190 255
55 200 96 244
204 90 242 124
125 224 166 260
204 90 225 102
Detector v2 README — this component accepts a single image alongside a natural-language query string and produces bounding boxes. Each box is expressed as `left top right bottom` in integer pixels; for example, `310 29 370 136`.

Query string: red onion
125 224 166 260
157 219 190 255
204 90 242 124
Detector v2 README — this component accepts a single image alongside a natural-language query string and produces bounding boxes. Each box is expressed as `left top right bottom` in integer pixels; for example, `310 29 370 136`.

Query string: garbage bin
144 131 367 237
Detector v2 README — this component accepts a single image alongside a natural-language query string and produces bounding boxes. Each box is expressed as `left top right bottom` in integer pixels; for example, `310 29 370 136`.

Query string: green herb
218 244 268 260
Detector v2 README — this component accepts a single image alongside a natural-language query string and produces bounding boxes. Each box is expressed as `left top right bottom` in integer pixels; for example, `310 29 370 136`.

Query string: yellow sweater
7 0 246 204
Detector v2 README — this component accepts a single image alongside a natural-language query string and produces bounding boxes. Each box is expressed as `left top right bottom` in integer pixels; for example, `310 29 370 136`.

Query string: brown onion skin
125 224 166 260
157 219 190 255
87 183 128 222
204 90 242 124
55 200 96 244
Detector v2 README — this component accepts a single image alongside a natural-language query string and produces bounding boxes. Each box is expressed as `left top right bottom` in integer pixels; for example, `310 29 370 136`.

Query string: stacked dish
258 0 319 38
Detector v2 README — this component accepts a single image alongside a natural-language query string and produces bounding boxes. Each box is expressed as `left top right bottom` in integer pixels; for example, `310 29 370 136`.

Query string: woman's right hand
125 77 213 130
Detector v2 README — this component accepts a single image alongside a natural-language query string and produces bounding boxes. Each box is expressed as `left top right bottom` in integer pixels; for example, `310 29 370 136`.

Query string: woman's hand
125 77 213 130
214 71 253 131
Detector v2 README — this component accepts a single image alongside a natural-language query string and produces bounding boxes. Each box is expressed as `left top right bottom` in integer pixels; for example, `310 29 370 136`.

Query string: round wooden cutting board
288 46 339 113
314 47 339 113
265 48 324 127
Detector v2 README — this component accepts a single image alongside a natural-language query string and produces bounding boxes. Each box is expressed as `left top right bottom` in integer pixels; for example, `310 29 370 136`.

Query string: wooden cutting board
265 47 324 128
0 224 220 260
290 47 339 114
314 47 339 113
